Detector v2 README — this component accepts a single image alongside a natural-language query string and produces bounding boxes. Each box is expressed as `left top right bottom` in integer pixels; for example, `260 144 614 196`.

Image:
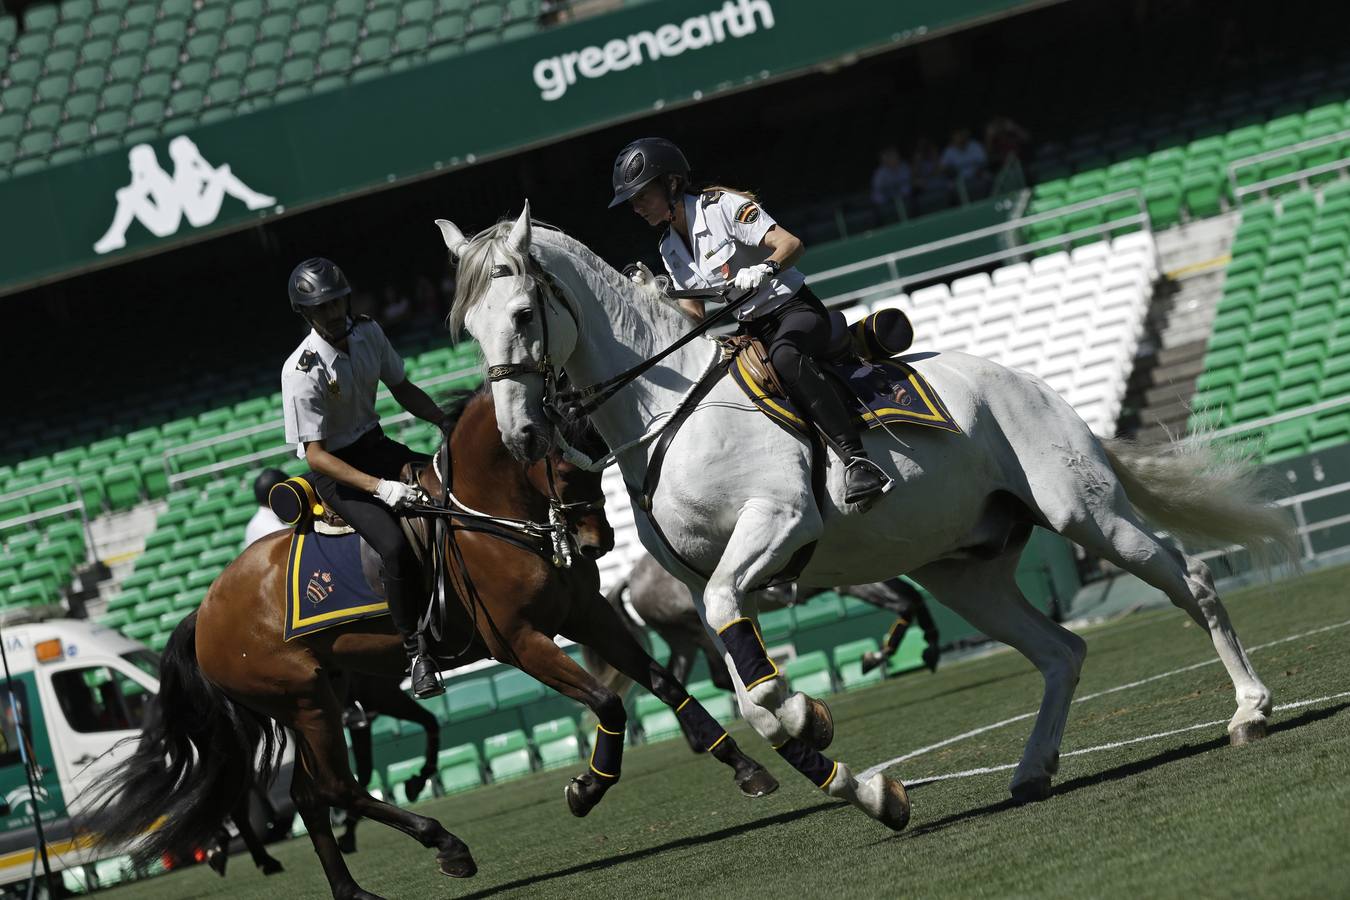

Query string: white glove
374 479 422 510
733 263 773 291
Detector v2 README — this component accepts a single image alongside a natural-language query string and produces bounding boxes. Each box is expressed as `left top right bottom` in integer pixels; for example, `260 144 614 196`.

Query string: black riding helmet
288 257 351 310
608 137 690 209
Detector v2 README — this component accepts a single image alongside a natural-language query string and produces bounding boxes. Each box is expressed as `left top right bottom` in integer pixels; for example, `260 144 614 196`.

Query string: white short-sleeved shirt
243 506 286 547
658 191 806 321
281 318 406 457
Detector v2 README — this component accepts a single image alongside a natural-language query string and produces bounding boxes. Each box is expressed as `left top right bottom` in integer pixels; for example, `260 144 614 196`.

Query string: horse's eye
514 306 534 327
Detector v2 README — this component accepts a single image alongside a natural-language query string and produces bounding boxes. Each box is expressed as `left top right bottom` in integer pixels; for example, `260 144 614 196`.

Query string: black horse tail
84 611 285 865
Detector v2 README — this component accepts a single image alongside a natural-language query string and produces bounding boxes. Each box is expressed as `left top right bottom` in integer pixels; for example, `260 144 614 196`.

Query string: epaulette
701 189 723 206
296 349 319 372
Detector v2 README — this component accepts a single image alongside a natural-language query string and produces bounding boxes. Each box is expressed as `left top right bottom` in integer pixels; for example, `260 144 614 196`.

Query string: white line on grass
859 618 1350 781
893 690 1350 787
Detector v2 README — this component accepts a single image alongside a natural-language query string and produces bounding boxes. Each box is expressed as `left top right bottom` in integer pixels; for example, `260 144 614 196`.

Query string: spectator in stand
940 128 991 200
379 284 412 332
870 145 913 223
411 276 440 327
911 136 952 214
984 115 1031 172
244 468 289 546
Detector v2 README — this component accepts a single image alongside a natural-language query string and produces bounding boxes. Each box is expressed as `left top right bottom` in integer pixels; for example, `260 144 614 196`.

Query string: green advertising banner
0 0 1039 297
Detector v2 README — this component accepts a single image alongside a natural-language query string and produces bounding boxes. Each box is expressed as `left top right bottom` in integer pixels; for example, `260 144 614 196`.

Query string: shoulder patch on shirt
734 200 761 225
701 189 723 206
296 349 319 372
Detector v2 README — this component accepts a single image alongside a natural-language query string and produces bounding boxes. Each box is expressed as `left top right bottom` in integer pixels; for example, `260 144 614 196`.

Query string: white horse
437 205 1295 830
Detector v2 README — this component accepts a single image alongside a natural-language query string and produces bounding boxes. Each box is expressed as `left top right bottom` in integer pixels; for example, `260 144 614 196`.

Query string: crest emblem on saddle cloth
306 570 335 606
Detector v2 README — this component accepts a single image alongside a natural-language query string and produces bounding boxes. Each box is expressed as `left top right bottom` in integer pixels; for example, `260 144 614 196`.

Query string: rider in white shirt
280 257 448 697
609 137 893 506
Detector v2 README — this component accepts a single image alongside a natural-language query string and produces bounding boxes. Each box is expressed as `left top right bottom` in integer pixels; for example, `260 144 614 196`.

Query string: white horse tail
1100 435 1300 571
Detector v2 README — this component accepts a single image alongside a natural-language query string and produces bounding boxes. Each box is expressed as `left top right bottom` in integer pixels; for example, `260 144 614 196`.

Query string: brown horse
89 391 776 900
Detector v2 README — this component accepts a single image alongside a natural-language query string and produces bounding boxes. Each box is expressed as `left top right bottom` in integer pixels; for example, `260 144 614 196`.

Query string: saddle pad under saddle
730 354 963 437
284 529 389 642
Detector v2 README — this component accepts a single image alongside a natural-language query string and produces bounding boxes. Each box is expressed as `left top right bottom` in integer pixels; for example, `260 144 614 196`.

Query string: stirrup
409 653 445 699
843 456 894 505
341 701 369 730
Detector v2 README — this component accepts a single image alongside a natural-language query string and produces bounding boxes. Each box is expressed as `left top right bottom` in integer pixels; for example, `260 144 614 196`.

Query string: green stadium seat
280 58 316 85
689 679 735 724
115 28 151 56
107 588 145 613
123 619 156 641
386 757 433 805
103 464 142 509
491 667 545 709
483 730 532 782
792 593 844 630
7 583 54 608
834 638 884 691
99 609 132 630
532 717 584 770
166 89 204 119
404 0 436 23
355 35 392 63
151 17 188 47
784 650 834 696
635 692 680 743
436 743 483 794
363 8 399 35
430 14 466 46
158 608 191 631
445 677 494 721
149 631 172 651
395 24 429 51
5 59 41 87
198 546 237 569
133 597 174 622
332 0 365 20
756 608 793 644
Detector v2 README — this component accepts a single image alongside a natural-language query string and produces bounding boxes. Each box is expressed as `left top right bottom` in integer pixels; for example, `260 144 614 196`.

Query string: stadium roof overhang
0 0 1059 298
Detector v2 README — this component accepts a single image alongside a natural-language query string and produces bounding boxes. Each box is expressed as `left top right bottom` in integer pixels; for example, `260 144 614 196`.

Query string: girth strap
626 362 825 590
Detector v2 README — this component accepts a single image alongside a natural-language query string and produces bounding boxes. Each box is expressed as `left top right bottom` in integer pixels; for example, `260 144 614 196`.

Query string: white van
0 619 291 895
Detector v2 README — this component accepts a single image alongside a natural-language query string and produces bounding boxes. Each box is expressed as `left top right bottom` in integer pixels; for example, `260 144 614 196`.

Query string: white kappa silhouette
94 136 276 254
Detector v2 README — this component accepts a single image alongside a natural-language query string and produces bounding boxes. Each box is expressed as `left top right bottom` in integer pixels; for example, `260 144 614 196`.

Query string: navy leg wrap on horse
589 724 624 780
774 737 839 789
718 618 779 691
674 696 729 753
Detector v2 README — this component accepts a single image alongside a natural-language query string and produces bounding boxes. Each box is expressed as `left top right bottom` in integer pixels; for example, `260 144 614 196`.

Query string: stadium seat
792 593 844 631
386 757 432 805
784 651 835 696
444 677 494 721
483 730 532 782
491 668 545 709
756 608 793 644
634 692 680 743
532 717 585 770
436 743 483 794
834 638 884 691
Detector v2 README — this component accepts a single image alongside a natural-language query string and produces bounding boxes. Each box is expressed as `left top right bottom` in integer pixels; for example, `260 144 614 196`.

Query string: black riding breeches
748 287 864 458
307 428 428 635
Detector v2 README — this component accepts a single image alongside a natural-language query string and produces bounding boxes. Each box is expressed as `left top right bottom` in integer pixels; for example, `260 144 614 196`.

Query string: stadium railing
810 189 1156 309
1228 130 1350 203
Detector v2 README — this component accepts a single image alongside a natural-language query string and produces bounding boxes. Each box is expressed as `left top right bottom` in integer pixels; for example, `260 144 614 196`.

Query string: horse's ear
507 201 532 255
435 219 468 260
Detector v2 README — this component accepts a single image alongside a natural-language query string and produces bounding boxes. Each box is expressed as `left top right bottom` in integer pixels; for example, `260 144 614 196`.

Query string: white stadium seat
991 261 1031 286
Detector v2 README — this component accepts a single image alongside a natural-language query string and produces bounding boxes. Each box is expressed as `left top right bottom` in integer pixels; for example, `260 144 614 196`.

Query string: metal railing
1196 477 1350 567
814 189 1155 310
163 363 481 489
1228 129 1350 202
0 478 95 564
1205 395 1350 442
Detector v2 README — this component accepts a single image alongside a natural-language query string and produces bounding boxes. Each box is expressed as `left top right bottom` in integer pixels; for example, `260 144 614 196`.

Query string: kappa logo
306 570 335 606
93 136 276 255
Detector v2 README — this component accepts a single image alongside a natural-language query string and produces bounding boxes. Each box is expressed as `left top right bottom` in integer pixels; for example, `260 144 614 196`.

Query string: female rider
609 137 892 506
280 257 448 697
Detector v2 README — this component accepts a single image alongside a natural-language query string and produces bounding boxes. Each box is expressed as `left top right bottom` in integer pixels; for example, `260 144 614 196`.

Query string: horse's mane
433 380 605 456
448 218 687 353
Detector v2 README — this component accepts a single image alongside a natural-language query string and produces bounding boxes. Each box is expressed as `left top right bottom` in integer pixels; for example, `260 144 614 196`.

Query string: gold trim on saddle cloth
730 354 962 436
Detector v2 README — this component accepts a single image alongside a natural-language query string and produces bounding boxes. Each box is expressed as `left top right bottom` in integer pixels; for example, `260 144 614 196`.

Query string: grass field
104 566 1350 899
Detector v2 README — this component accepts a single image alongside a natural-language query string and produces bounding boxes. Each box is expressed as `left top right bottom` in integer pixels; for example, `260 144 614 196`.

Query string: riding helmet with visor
608 138 690 209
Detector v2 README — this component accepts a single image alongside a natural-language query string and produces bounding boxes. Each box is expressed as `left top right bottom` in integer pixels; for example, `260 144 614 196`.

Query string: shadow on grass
452 801 841 898
865 702 1348 845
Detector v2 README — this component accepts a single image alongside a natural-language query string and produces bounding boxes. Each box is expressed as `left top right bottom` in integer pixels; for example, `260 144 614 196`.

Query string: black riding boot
386 577 444 698
789 355 894 506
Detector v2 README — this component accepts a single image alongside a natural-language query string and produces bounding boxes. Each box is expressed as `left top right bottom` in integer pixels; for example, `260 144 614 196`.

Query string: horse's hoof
437 841 477 878
1230 719 1267 746
260 857 284 876
869 774 911 832
565 775 608 818
804 696 834 751
346 890 385 900
405 774 428 803
336 832 357 855
737 767 779 799
1010 776 1053 805
207 852 227 878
